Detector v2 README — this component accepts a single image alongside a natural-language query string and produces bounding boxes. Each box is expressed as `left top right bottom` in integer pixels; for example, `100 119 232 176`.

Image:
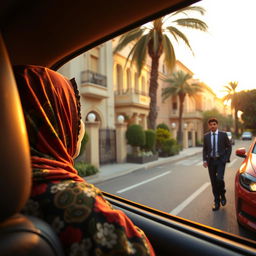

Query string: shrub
161 138 180 157
196 139 203 147
157 123 170 131
75 162 99 177
143 129 156 152
78 131 89 158
126 124 145 147
161 139 175 156
156 128 171 151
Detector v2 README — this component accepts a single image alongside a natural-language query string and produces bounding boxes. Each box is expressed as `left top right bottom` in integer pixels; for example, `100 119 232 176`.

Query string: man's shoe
212 202 220 211
221 195 226 206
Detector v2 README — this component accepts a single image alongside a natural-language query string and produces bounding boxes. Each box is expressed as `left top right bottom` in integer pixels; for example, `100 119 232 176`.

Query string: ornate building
58 40 231 166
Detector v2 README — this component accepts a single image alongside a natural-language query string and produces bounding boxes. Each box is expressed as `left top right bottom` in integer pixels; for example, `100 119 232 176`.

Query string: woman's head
14 65 82 164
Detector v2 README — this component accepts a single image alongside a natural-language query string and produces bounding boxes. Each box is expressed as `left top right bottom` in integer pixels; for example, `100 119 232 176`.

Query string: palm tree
114 6 207 129
222 81 239 137
162 70 202 145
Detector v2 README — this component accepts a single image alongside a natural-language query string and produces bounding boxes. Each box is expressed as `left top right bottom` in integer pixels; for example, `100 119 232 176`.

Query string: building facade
58 40 230 166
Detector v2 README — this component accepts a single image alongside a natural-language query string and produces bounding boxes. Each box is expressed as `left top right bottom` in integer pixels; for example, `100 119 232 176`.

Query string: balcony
80 70 108 99
183 111 203 120
115 89 150 109
170 110 202 120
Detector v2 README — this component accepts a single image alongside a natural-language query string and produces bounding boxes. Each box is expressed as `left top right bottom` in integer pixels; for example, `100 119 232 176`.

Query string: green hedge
78 131 89 158
143 129 156 152
160 138 180 157
75 162 99 177
157 123 170 131
126 124 145 147
156 128 171 151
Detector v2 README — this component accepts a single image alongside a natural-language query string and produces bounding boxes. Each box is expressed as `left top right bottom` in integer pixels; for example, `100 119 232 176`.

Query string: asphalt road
97 139 256 241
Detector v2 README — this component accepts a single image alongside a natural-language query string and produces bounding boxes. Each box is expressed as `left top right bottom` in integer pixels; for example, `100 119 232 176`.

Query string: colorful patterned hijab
14 65 84 182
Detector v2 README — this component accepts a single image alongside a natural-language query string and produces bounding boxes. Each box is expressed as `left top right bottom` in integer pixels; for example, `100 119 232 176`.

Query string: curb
85 150 202 184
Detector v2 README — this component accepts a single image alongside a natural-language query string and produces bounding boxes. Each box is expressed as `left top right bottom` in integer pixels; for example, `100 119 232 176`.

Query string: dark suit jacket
203 131 232 164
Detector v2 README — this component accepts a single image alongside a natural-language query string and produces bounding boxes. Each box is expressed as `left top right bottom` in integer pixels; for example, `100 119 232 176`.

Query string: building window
126 68 131 92
90 55 99 73
141 76 146 95
172 95 178 110
116 64 123 93
89 47 100 73
134 72 139 93
162 64 166 73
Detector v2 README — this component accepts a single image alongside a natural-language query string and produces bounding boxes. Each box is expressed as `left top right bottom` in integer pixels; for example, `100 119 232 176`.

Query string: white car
241 131 253 140
226 131 235 145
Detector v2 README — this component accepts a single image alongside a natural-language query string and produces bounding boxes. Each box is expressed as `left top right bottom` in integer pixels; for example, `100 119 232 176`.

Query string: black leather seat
0 214 64 256
0 34 64 256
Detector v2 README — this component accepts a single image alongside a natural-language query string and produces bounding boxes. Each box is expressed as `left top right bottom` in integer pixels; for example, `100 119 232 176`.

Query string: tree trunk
177 94 185 145
148 55 160 130
234 108 239 138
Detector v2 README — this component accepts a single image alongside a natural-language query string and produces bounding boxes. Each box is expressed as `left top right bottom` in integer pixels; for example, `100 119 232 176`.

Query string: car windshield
55 0 256 243
243 132 251 135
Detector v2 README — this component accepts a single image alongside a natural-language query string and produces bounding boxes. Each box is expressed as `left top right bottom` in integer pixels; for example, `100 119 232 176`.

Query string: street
96 139 256 241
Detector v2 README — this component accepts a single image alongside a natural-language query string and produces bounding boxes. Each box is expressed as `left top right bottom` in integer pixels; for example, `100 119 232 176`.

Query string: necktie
212 132 216 157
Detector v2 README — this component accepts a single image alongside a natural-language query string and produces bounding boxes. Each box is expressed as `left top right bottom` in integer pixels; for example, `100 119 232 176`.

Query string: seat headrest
0 34 31 221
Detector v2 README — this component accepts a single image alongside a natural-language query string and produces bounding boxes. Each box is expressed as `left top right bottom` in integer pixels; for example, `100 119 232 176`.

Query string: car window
57 0 256 242
252 143 256 154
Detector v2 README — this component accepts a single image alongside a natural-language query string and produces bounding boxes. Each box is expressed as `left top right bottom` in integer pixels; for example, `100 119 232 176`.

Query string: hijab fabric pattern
14 65 84 182
15 65 155 256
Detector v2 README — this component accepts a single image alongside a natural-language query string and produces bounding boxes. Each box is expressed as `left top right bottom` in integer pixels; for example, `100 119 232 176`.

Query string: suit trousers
208 158 226 202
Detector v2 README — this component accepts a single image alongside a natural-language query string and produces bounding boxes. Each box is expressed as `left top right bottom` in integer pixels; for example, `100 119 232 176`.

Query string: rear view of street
96 139 256 241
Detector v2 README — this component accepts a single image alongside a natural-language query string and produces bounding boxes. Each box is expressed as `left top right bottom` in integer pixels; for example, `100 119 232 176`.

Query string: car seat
0 34 64 256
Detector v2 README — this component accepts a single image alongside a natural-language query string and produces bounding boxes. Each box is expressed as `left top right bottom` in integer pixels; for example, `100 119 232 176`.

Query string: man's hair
208 117 218 124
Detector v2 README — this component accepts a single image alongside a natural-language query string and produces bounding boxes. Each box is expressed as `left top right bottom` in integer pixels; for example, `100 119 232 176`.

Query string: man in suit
203 118 232 211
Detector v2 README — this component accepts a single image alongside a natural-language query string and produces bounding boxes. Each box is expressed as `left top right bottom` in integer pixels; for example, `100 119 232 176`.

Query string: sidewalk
85 147 202 184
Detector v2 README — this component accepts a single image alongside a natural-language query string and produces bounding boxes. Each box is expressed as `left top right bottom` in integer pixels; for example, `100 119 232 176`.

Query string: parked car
1 0 256 255
226 131 235 145
241 131 253 140
235 139 256 233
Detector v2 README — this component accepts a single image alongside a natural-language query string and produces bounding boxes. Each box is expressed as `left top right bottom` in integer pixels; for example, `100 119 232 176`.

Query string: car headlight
240 172 256 192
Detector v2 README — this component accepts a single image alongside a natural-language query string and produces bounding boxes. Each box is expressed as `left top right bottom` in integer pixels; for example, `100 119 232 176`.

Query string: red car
235 139 256 232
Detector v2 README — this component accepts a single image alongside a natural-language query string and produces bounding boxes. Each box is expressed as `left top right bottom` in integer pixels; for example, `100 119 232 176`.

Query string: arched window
172 96 178 113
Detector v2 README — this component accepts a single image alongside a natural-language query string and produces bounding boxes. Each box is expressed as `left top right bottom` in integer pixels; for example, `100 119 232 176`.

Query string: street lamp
87 112 96 122
184 123 188 129
117 115 125 123
171 122 176 129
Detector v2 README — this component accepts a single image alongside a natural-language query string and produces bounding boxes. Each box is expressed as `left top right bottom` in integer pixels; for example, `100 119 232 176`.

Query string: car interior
0 0 256 255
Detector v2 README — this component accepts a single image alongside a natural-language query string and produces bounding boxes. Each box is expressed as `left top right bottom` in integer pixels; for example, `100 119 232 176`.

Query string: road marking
169 182 211 215
117 171 171 193
228 158 237 167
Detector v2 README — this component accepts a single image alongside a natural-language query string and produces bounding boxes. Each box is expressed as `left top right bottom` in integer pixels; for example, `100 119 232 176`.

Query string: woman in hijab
14 65 155 256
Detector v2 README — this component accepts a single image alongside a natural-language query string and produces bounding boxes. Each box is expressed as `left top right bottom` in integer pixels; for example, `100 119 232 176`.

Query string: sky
173 0 256 98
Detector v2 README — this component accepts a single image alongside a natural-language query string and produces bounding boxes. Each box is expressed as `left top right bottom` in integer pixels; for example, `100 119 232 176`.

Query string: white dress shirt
211 130 219 157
